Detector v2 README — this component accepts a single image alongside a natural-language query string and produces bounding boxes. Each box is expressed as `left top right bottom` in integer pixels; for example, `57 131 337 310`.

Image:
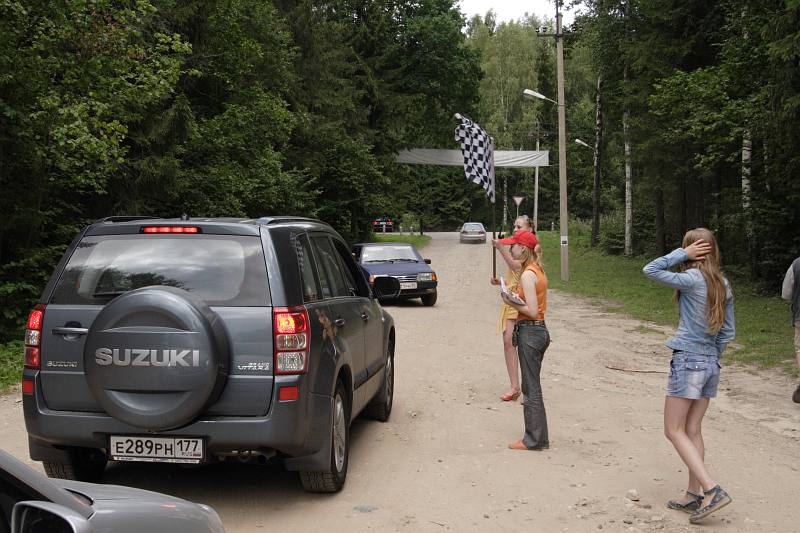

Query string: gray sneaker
666 491 703 513
689 485 732 523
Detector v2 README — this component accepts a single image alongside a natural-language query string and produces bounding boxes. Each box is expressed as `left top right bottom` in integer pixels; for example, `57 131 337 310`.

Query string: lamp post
523 84 569 281
575 138 601 247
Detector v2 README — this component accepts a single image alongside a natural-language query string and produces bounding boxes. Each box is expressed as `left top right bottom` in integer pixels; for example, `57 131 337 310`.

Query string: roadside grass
0 340 22 393
373 233 432 249
536 227 797 375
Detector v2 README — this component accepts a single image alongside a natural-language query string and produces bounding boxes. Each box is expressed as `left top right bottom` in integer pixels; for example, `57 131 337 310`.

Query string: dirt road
2 232 799 531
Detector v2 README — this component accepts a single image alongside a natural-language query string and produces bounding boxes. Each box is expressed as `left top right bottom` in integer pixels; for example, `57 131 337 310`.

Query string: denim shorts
666 351 721 399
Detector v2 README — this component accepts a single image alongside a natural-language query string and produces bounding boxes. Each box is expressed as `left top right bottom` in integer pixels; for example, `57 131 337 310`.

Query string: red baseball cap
498 230 540 249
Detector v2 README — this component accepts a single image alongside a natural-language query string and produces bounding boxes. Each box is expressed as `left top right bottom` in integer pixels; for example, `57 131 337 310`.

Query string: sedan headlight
417 272 434 281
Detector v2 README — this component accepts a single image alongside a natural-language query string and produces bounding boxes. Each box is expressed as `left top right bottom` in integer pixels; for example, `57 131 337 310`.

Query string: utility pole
591 75 603 247
556 1 569 281
534 137 540 232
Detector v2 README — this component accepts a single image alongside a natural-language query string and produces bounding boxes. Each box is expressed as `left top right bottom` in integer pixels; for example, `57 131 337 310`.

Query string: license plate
110 436 204 463
400 282 417 290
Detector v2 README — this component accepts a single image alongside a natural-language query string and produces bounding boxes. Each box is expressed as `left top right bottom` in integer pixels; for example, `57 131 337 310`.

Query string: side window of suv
332 239 369 298
311 236 350 298
295 234 321 303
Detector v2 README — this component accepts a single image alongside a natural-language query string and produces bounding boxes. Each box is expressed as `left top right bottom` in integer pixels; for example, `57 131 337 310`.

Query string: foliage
0 0 481 342
0 341 22 392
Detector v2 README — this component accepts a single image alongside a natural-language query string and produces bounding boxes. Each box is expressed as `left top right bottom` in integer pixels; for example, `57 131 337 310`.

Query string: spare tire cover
84 286 230 430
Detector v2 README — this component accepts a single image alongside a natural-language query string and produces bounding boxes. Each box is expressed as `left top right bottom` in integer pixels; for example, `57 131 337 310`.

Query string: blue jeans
667 350 721 399
516 323 550 449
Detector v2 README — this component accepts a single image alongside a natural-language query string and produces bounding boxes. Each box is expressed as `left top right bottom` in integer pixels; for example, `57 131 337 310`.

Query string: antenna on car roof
180 213 190 221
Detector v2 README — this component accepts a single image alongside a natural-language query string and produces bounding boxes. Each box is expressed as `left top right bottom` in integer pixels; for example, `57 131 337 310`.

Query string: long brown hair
674 228 727 333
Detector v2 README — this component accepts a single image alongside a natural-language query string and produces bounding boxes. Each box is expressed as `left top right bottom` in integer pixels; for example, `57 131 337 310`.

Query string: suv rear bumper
24 374 334 472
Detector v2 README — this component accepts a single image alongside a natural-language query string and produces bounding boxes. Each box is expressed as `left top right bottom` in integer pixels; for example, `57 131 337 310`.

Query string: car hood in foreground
56 479 225 532
359 261 433 277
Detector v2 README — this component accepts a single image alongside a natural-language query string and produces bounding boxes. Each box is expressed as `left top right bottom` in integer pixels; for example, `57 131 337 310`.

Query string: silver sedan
459 222 486 243
0 449 224 533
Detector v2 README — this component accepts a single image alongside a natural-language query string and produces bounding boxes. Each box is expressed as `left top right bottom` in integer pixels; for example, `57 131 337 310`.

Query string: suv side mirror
13 501 92 533
372 276 400 299
423 259 431 264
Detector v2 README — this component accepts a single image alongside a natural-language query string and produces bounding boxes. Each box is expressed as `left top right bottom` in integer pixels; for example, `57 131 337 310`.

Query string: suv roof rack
256 216 329 227
97 216 162 223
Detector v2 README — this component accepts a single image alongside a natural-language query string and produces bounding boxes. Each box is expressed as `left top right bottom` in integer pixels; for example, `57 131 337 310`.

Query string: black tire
365 341 394 421
420 290 437 306
43 448 107 482
299 381 350 493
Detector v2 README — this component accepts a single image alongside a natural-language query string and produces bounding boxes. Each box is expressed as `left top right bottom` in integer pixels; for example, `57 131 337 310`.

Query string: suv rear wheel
299 380 350 493
43 448 107 482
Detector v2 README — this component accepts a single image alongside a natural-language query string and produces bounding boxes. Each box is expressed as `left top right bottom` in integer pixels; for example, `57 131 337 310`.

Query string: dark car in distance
371 216 394 233
353 242 437 306
21 216 400 494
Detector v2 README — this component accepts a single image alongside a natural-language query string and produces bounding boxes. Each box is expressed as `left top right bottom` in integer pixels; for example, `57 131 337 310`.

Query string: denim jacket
643 249 735 356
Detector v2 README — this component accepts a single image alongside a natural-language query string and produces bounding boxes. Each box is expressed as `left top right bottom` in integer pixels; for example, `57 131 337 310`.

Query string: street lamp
523 89 558 106
574 138 592 150
524 87 569 281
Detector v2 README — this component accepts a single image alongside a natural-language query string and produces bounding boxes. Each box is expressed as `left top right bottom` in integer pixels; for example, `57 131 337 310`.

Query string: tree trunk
623 106 633 255
741 129 756 274
591 75 603 247
679 175 687 232
655 185 666 254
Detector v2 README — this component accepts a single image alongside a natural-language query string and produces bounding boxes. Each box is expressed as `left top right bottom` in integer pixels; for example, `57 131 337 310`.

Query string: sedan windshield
361 245 421 263
463 224 484 232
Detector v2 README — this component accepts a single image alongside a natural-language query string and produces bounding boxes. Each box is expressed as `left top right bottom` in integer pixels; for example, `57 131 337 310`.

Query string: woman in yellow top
498 230 550 451
490 216 537 401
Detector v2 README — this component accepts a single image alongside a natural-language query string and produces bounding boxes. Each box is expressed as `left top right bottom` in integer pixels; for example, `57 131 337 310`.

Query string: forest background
1 0 799 347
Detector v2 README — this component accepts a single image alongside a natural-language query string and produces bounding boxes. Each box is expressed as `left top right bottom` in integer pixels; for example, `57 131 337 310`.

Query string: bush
0 340 23 392
599 210 626 255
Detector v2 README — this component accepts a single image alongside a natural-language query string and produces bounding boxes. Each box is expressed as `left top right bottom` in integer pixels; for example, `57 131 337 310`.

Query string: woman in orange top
498 230 550 450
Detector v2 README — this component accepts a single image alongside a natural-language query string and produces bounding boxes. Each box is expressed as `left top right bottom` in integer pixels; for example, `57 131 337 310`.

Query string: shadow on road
101 416 377 502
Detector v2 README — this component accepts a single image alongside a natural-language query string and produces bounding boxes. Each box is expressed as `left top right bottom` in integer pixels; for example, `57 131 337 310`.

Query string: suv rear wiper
392 258 418 262
364 259 393 263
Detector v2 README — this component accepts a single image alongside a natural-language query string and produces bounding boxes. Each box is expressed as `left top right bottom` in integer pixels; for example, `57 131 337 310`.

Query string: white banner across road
396 149 549 168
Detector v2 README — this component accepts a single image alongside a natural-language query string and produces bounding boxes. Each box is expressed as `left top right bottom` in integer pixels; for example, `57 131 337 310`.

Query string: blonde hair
517 244 544 272
674 228 727 333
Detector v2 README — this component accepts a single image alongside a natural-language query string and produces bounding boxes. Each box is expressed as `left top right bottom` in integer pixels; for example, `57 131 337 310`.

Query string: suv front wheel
299 380 350 493
365 342 394 421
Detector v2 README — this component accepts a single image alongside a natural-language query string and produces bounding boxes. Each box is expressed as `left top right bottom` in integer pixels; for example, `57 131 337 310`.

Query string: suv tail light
141 226 201 234
273 306 310 374
23 304 46 391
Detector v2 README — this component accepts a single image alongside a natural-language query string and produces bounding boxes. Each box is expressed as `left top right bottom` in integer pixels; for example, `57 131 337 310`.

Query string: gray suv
21 216 399 493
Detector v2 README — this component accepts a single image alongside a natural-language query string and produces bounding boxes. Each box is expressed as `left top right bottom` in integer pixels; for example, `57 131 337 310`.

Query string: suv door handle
52 327 88 336
360 312 369 322
334 318 346 327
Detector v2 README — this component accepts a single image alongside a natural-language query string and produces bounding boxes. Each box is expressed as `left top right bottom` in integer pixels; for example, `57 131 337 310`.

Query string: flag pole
490 136 496 279
492 200 496 279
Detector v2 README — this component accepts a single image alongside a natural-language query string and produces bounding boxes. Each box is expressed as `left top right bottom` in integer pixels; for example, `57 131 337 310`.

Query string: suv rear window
51 234 270 306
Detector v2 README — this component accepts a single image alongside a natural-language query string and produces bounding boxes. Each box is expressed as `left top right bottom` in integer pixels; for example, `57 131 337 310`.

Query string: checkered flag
454 114 495 203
